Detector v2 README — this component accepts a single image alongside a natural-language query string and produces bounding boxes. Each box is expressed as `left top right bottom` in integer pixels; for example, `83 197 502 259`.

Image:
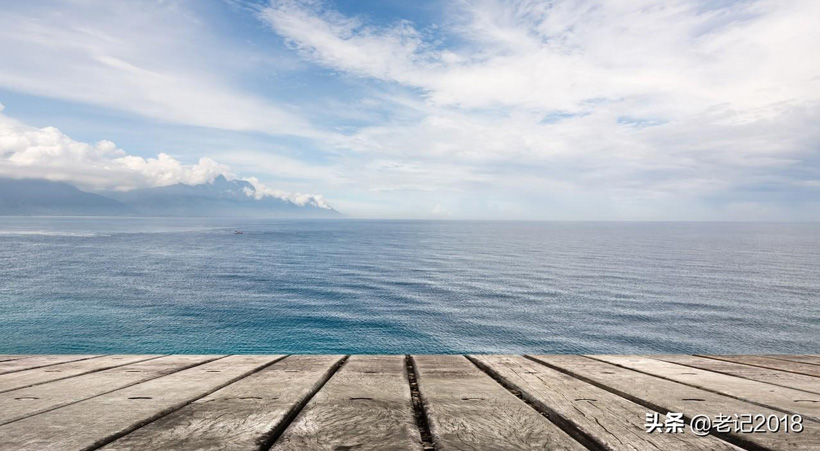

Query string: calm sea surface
0 218 818 354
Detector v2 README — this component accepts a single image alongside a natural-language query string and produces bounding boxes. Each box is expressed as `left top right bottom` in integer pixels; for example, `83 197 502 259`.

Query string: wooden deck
0 355 817 450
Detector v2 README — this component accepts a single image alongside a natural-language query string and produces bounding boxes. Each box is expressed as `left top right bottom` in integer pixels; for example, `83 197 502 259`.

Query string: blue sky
0 0 818 219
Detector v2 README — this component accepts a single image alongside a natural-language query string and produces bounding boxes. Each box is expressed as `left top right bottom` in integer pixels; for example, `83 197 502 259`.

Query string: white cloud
243 176 332 209
0 110 229 190
1 1 818 219
260 0 432 85
431 203 450 216
0 0 321 137
256 0 820 219
261 0 820 114
0 108 332 208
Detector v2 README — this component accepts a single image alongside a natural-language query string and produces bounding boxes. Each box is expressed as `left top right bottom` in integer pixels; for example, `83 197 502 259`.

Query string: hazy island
0 176 341 218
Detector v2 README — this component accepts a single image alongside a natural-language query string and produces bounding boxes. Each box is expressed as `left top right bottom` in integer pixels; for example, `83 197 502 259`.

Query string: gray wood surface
270 355 422 451
657 355 820 394
413 355 585 451
531 355 820 450
0 355 281 451
3 354 818 450
590 355 820 421
0 355 161 393
0 355 220 425
471 355 741 451
0 355 100 375
103 355 344 451
704 355 820 378
0 356 31 363
763 355 820 366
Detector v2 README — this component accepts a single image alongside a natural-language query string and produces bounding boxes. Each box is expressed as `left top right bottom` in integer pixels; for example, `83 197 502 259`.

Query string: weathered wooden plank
0 355 221 425
413 355 585 451
471 355 741 451
531 355 820 450
0 355 161 393
590 355 820 421
657 355 820 394
270 355 421 451
0 355 281 451
0 355 100 375
763 355 820 366
0 356 31 363
103 355 344 451
704 355 820 378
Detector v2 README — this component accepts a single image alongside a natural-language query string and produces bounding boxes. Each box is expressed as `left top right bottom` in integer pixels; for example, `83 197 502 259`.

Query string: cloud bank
0 0 818 219
262 0 820 113
0 0 319 137
0 104 331 208
255 0 820 219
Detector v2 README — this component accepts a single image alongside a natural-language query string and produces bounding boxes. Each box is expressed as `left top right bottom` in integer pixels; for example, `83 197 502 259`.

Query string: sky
0 0 818 220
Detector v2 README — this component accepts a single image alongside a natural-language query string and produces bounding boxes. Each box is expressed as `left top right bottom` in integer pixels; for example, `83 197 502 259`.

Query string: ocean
0 218 818 354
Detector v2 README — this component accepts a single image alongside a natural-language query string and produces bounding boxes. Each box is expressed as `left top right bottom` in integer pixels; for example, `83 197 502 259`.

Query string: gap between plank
524 355 768 451
0 355 167 395
465 355 602 451
696 355 820 378
758 356 820 368
0 355 103 376
405 355 436 451
0 355 227 427
259 355 350 451
658 357 820 396
84 355 289 451
0 356 30 363
583 355 820 424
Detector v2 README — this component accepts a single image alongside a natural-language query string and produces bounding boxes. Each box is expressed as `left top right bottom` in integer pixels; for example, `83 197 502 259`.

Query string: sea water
1 218 818 354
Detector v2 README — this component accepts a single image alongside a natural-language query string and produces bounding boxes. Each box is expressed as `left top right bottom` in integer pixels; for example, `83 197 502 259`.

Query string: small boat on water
234 230 243 235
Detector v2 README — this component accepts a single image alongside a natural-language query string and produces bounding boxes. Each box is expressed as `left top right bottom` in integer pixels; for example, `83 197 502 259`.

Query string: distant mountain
0 176 341 217
106 175 340 218
0 178 131 216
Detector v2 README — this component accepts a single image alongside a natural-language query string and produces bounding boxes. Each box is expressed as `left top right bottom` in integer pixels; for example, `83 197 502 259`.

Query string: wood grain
3 354 818 450
762 355 820 366
103 355 344 451
414 355 585 451
657 355 820 394
472 355 741 451
531 355 820 450
0 355 161 393
703 355 820 378
0 355 100 375
590 355 820 421
270 355 422 451
0 356 31 363
0 355 280 451
0 355 220 425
